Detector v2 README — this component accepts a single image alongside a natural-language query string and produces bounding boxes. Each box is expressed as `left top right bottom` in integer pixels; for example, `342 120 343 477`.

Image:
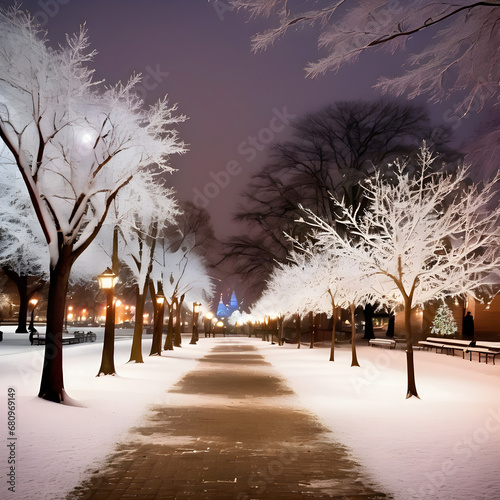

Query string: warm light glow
205 312 213 320
30 298 38 306
193 302 201 313
156 294 165 305
216 321 224 327
97 268 118 290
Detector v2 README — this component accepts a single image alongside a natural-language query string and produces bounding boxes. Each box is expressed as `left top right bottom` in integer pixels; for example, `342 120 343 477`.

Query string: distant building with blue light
216 291 239 318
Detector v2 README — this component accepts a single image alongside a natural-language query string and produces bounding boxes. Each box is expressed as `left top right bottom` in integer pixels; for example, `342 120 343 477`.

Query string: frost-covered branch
232 1 500 116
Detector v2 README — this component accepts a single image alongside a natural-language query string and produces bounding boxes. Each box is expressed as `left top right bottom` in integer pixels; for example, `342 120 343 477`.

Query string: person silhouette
462 311 474 338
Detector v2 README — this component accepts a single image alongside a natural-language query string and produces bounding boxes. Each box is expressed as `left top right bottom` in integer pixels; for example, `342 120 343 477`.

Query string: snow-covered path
0 330 499 499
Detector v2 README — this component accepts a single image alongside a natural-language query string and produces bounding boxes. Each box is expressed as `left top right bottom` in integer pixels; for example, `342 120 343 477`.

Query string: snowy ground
0 328 499 500
262 339 500 500
0 326 208 500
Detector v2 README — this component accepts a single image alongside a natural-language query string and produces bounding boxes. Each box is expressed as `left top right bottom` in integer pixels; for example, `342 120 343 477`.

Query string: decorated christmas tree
430 304 457 336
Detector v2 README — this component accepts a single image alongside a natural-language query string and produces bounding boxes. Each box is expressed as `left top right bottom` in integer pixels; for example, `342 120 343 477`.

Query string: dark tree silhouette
224 99 449 304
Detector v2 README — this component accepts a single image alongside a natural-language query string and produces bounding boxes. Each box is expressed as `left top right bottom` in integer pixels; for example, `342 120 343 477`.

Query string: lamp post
64 305 73 333
150 289 166 356
28 298 38 333
190 302 201 344
97 268 118 376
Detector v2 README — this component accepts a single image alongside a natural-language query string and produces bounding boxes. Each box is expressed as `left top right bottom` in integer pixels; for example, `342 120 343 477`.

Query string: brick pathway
68 340 390 499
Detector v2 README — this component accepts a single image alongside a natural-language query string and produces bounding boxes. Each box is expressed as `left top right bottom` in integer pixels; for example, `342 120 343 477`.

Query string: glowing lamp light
156 292 166 305
216 321 224 328
30 298 38 307
205 312 213 320
194 302 202 314
98 268 118 290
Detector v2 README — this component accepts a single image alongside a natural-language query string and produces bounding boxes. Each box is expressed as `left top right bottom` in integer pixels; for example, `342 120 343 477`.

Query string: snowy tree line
0 6 215 403
248 143 500 398
223 0 500 399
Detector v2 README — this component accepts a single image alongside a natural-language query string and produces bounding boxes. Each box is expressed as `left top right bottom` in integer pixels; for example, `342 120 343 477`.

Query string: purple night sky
4 0 482 239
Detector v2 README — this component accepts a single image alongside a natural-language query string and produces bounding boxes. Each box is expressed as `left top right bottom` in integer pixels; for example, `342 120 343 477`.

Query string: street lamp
190 302 202 344
64 305 73 333
150 285 165 356
28 298 38 333
97 267 118 376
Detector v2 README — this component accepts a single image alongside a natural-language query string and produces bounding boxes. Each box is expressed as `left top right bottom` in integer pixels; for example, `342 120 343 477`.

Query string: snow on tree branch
231 1 500 115
0 5 186 266
300 143 500 309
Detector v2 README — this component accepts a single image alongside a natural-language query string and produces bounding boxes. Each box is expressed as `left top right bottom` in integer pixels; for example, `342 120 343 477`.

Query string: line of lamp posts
95 268 205 376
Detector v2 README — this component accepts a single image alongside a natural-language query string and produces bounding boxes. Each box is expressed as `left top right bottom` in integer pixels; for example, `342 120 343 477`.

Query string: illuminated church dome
216 291 239 318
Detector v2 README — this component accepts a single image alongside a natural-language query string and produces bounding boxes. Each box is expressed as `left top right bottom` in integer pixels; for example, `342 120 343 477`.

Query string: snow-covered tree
232 1 500 170
0 154 48 332
232 1 499 109
430 304 457 336
301 143 500 398
110 173 179 363
284 245 341 354
0 7 185 402
150 234 214 354
254 259 307 344
289 241 373 364
226 99 439 306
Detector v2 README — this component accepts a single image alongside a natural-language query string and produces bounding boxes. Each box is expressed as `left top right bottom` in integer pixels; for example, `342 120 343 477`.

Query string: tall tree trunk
350 303 360 367
386 311 395 337
150 294 165 357
278 316 284 345
38 247 73 403
404 297 419 398
129 284 147 363
97 289 117 375
309 312 314 349
174 294 184 347
190 304 199 345
164 300 174 350
15 275 28 333
362 303 375 339
2 268 45 334
329 306 338 362
296 314 301 349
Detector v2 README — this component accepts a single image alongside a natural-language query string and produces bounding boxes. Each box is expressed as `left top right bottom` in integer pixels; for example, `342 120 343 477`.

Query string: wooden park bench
466 341 500 365
417 337 473 358
368 338 397 349
31 331 96 345
73 331 97 342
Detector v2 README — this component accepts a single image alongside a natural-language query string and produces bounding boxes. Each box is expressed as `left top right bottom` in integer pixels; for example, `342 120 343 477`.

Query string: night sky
3 0 483 239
